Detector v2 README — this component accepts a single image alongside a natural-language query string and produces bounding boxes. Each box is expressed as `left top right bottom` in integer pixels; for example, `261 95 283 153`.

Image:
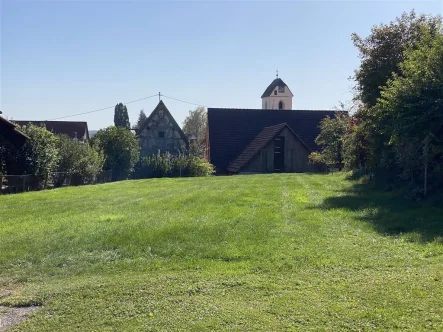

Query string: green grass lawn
1 173 442 331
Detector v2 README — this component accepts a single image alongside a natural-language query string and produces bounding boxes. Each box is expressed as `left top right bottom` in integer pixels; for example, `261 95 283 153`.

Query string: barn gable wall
138 101 188 157
241 127 318 173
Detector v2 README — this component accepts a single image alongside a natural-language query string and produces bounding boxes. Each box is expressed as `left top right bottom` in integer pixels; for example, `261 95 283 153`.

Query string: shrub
54 135 105 186
186 156 215 177
136 152 214 178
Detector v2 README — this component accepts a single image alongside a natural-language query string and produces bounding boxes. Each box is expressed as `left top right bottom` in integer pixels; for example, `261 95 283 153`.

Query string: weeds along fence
0 170 113 195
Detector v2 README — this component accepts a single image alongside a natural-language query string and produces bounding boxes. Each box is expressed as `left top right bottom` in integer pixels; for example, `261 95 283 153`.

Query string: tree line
311 11 443 197
0 103 212 191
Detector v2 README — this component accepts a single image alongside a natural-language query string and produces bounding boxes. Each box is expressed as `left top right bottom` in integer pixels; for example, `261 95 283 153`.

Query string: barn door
273 136 285 172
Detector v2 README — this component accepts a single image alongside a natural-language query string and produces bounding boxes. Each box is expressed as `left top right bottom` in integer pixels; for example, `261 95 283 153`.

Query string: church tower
261 75 293 110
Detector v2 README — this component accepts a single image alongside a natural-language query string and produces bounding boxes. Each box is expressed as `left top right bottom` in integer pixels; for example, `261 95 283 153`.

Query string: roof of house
13 121 89 140
138 100 189 144
207 108 342 172
0 116 29 147
261 78 292 98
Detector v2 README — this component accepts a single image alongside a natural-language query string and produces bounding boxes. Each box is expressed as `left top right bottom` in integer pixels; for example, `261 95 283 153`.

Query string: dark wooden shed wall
240 127 318 173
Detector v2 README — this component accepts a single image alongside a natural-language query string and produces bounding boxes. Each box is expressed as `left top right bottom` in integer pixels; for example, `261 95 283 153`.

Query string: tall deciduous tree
372 28 443 192
310 112 348 166
182 106 207 154
352 10 442 107
114 103 131 129
91 126 140 181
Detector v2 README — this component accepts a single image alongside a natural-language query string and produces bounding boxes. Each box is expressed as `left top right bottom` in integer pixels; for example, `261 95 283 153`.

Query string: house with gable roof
137 100 188 157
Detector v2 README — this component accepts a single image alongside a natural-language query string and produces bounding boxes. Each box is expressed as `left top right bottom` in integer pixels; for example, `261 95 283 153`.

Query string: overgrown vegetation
1 121 213 193
136 152 214 178
113 102 131 129
1 174 442 330
311 11 443 196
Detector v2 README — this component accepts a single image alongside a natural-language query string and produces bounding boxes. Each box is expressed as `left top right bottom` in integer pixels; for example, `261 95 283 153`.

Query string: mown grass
1 173 442 330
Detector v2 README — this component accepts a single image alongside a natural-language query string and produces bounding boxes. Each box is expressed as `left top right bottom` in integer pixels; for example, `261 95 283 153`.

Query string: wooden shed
227 123 318 173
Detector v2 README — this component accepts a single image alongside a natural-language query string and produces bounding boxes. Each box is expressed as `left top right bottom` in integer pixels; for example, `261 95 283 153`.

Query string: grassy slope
1 174 442 331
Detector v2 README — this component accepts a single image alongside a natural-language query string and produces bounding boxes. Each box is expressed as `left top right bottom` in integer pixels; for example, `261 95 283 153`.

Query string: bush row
1 124 214 191
135 152 214 178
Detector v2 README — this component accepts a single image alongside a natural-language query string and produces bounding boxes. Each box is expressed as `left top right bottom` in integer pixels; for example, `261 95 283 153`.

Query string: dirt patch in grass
0 291 12 301
0 305 40 331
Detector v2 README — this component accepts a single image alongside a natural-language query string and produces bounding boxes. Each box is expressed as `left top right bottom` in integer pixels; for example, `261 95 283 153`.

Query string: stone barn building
206 77 343 174
137 100 188 157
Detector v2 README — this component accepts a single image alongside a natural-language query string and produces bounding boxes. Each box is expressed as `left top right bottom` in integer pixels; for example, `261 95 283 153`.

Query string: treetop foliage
182 107 207 142
182 106 207 156
91 126 140 181
134 109 147 131
352 10 442 107
114 103 131 130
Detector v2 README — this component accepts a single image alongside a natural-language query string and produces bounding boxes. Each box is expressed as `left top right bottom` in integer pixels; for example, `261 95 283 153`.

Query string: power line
44 93 205 121
46 94 159 121
161 94 206 108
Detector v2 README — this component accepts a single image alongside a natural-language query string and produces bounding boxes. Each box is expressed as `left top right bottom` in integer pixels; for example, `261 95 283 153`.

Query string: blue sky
1 0 442 130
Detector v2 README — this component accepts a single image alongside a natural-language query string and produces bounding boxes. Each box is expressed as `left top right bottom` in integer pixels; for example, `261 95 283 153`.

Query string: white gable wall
262 86 293 110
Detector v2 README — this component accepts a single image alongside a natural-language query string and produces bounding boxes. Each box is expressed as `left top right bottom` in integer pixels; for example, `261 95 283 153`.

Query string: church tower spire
261 76 293 110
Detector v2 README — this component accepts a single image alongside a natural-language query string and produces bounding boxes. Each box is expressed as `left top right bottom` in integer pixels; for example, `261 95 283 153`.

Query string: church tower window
278 101 284 110
274 90 277 95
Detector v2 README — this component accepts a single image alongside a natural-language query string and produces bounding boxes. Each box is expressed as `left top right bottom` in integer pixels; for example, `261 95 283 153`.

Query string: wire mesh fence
0 170 113 195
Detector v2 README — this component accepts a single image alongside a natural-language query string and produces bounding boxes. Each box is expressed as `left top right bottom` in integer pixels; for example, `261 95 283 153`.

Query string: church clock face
278 86 285 93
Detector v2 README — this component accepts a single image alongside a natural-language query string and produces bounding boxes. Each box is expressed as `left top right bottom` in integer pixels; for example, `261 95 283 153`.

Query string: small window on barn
158 131 165 138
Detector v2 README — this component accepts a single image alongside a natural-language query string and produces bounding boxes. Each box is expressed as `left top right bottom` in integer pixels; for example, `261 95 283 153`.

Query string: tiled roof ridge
208 108 337 112
16 120 88 124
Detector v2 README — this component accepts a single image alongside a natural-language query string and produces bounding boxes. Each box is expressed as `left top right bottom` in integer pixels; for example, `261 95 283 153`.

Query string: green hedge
136 152 214 178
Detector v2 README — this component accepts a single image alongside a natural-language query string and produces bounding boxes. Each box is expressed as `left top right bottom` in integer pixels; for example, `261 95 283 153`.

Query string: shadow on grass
316 181 443 243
